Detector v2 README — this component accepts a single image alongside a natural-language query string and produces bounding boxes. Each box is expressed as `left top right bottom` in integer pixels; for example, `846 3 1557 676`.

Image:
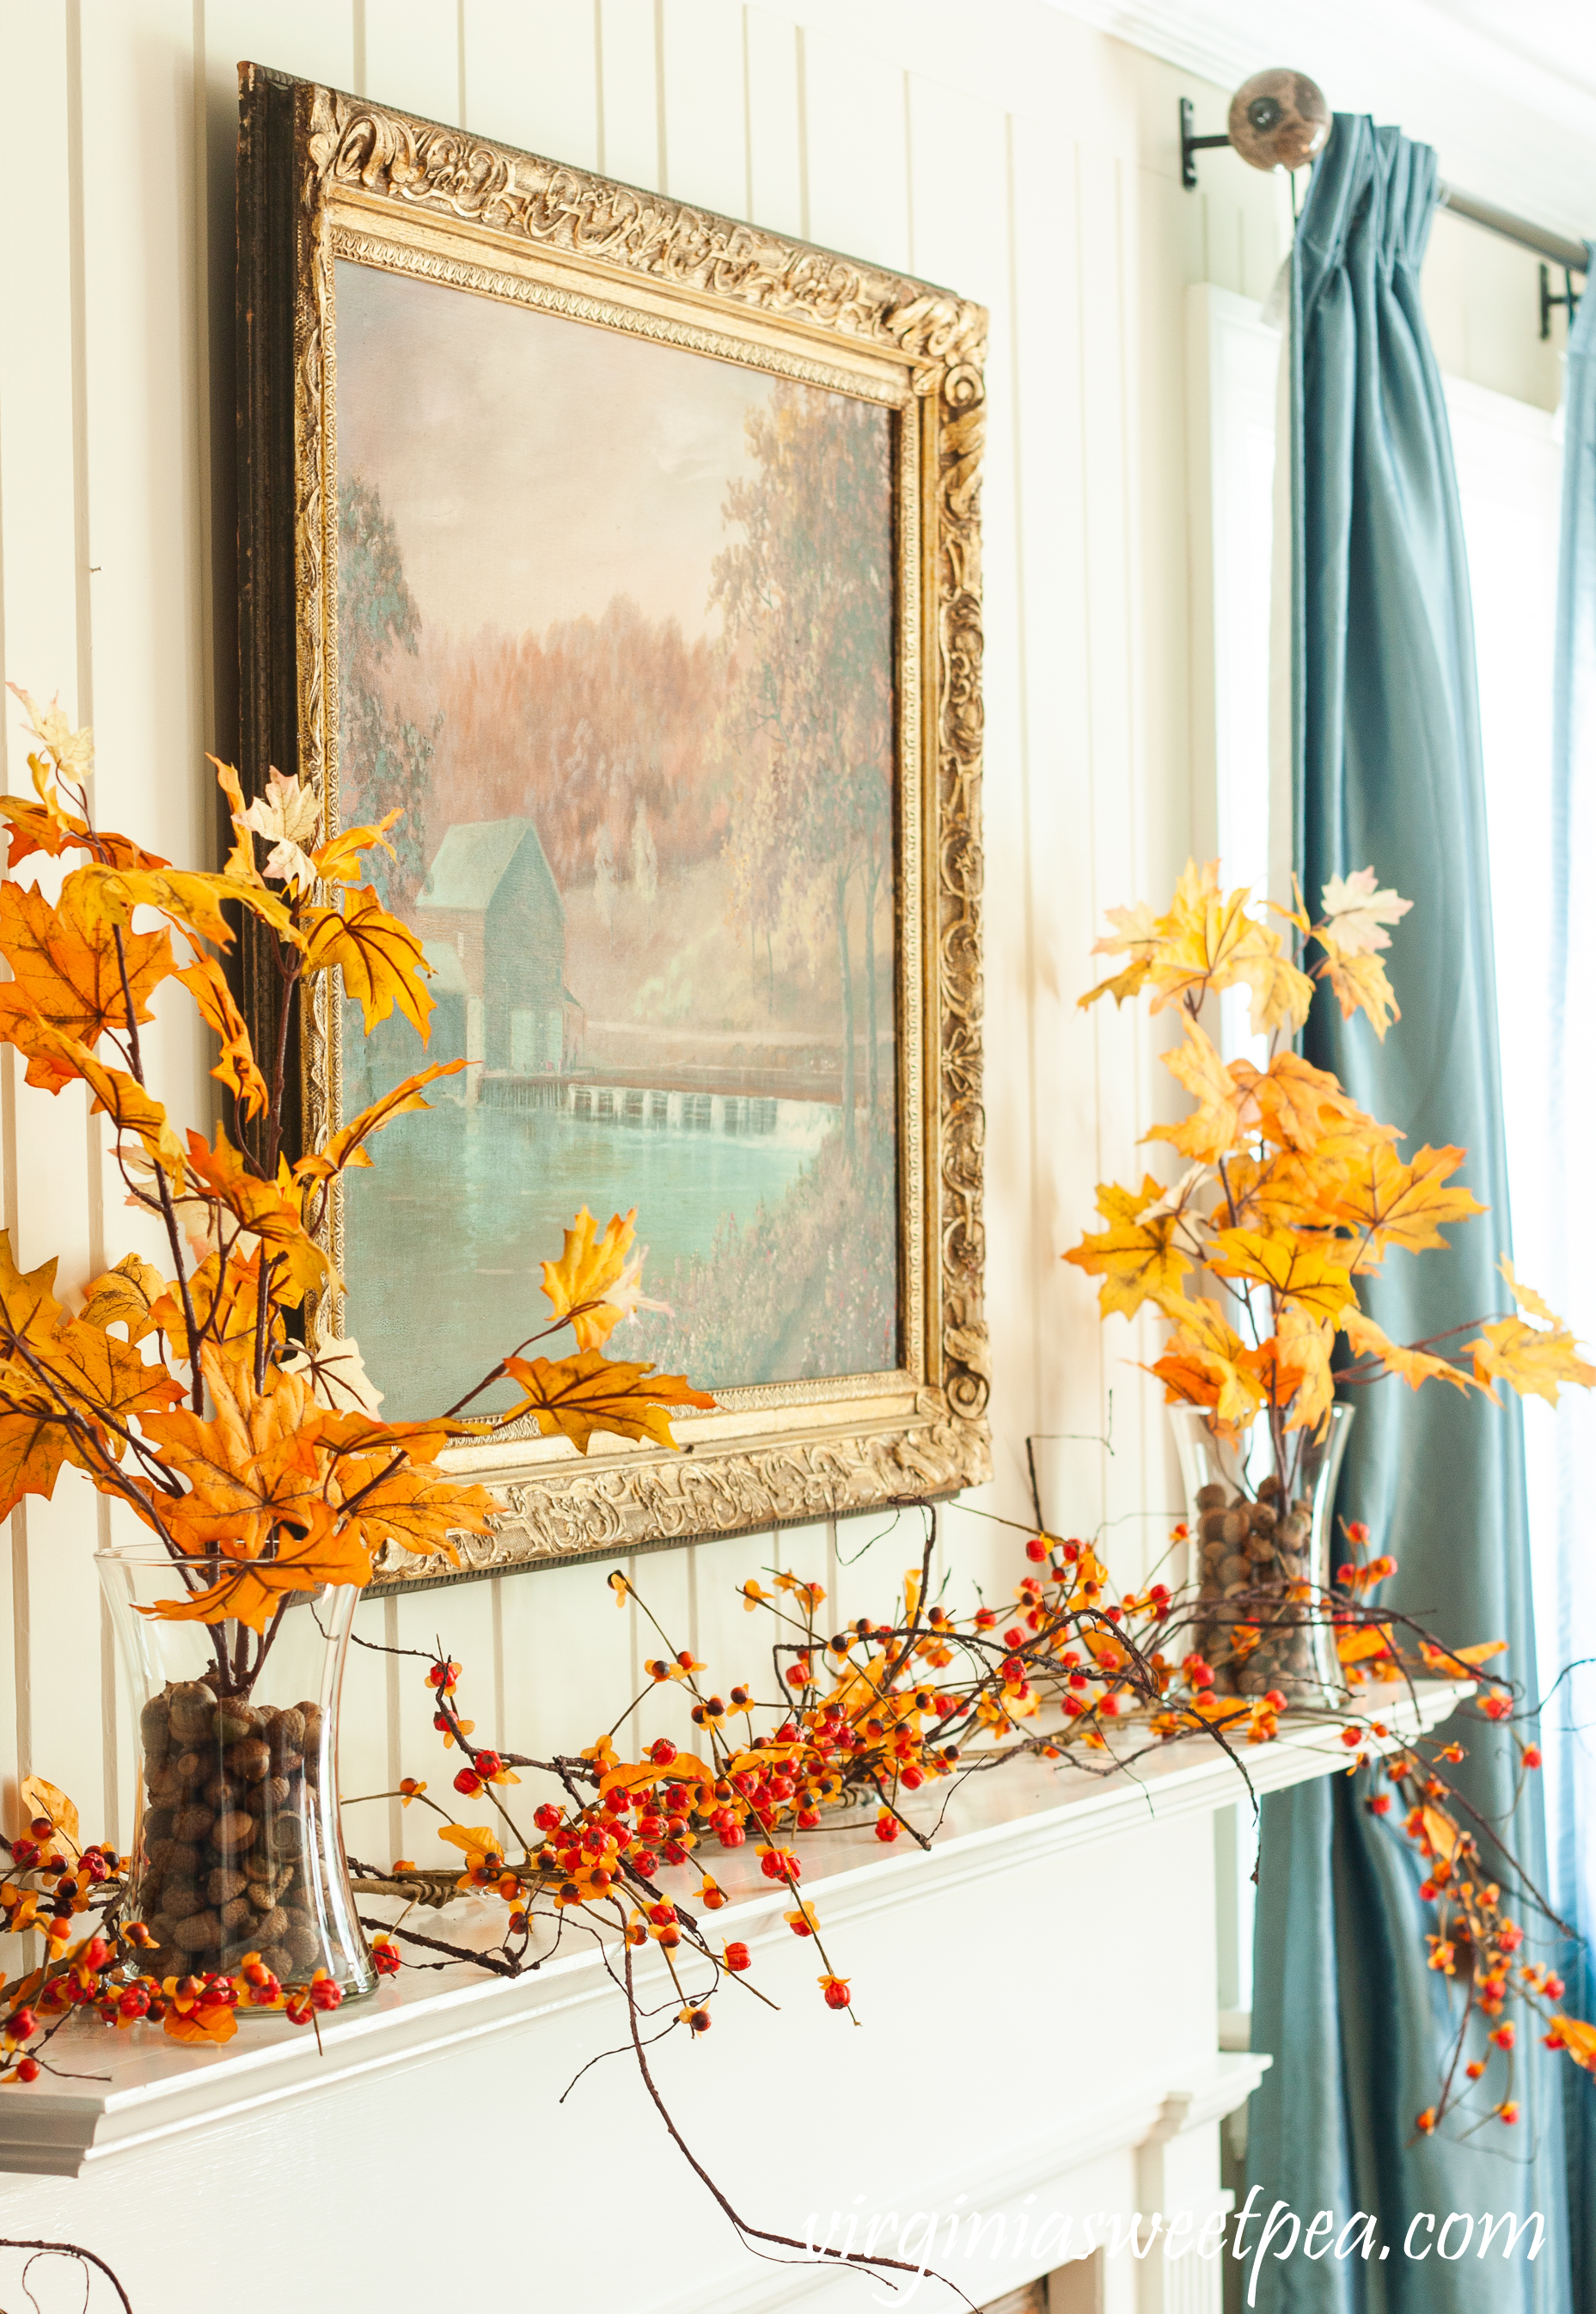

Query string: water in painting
332 260 898 1416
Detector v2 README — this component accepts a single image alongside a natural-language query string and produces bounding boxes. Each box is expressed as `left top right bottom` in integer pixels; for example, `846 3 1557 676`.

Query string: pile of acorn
1191 1474 1323 1698
134 1680 332 1985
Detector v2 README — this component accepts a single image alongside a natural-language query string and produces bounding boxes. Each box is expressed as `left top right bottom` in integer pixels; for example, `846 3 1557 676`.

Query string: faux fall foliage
1066 858 1595 1451
0 736 1587 2220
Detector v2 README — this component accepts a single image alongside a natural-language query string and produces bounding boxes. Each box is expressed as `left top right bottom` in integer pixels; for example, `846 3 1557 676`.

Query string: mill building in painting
411 817 586 1079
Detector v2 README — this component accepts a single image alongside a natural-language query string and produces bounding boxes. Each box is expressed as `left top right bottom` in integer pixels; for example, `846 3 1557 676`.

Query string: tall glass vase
1169 1403 1355 1704
96 1546 376 2001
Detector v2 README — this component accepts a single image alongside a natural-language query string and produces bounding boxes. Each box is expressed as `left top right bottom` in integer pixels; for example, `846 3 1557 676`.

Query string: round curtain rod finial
1181 70 1330 190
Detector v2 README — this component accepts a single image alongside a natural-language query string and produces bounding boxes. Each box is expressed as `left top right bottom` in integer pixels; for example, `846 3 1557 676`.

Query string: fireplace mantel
0 1686 1467 2314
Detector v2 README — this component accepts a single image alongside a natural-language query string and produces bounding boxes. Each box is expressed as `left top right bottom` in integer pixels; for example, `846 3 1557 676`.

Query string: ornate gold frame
235 64 988 1579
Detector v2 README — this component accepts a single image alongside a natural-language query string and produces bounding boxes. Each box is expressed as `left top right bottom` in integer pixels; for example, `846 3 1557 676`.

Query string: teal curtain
1244 117 1571 2310
1546 240 1596 2311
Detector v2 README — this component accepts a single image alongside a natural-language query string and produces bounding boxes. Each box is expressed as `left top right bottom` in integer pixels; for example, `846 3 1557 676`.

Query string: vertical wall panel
598 0 660 190
659 0 745 217
744 7 802 236
800 29 908 272
362 0 461 120
462 0 599 164
1006 113 1104 1552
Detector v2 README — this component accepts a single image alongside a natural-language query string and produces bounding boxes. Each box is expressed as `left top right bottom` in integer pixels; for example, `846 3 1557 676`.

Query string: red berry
9 2008 36 2042
474 1750 502 1779
309 1976 342 2013
534 1803 563 1832
724 1942 751 1972
717 1822 746 1849
15 2059 39 2084
1522 1746 1543 1770
371 1943 401 1976
650 1738 677 1765
1025 1538 1047 1562
822 1978 852 2010
875 1818 900 1843
454 1767 483 1796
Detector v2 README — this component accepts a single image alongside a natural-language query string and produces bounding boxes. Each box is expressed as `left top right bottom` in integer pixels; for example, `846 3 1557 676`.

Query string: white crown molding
1040 0 1596 244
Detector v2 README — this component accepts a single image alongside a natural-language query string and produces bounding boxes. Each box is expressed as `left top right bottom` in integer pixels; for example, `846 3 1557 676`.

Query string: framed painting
234 64 989 1577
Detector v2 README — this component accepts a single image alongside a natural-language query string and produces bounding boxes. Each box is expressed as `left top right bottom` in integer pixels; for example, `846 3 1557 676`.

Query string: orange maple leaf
175 956 271 1121
0 876 171 1072
333 1451 497 1564
183 1128 333 1306
134 1347 330 1557
500 1349 715 1454
79 1253 167 1344
141 1499 373 1631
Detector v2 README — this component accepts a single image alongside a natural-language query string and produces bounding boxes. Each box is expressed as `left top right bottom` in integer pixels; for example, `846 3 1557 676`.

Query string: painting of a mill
333 257 899 1417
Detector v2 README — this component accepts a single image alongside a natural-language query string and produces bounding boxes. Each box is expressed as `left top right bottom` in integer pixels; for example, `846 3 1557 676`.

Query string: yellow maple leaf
1336 1625 1393 1664
1499 1258 1562 1327
1208 1227 1357 1323
294 1060 468 1185
1065 1204 1192 1319
1313 931 1400 1038
1330 1142 1484 1270
1418 1637 1507 1674
135 1345 330 1558
539 1206 644 1350
302 886 434 1039
438 1823 504 1866
1468 1317 1596 1407
500 1349 715 1454
1236 1050 1372 1154
310 811 402 886
1238 1302 1336 1432
1341 1307 1477 1395
1147 1019 1243 1162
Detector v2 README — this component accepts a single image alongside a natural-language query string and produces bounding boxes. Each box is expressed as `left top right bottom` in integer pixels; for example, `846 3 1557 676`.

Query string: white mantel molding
2 1684 1467 2182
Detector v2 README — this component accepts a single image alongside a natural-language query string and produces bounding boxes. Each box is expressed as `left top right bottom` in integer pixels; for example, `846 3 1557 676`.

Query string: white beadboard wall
0 0 1565 1880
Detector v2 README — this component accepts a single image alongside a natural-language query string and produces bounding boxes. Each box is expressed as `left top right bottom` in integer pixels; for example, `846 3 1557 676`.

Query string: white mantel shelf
4 1684 1468 2179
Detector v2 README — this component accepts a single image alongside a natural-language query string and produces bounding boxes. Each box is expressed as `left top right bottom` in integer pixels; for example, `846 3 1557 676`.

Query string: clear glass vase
1168 1403 1356 1704
96 1546 376 2001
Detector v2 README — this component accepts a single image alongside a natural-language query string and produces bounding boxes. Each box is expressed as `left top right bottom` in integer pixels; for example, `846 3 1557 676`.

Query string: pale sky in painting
333 260 775 640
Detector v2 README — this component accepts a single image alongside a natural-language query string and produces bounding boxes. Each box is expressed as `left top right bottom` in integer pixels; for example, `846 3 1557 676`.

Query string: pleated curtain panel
1546 241 1596 2313
1244 117 1577 2311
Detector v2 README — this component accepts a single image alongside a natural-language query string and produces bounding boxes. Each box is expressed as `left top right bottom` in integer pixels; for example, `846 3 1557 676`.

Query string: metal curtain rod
1434 185 1586 275
1181 71 1588 288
